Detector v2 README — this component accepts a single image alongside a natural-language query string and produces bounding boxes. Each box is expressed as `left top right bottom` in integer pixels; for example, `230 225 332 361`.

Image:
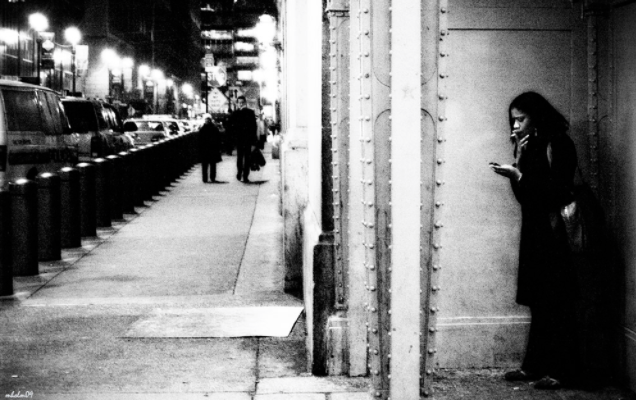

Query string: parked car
122 119 169 145
180 120 192 133
62 98 132 161
0 79 79 186
142 115 186 136
100 102 134 153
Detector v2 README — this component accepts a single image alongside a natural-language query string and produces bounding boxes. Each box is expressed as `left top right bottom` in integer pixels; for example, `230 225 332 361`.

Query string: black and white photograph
1 1 636 399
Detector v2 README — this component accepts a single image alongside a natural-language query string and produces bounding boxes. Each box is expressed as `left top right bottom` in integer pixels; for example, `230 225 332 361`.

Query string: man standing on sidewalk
228 96 258 182
198 114 222 183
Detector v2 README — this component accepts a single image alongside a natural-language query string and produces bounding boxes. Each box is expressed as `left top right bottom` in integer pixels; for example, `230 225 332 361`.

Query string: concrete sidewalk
0 152 369 400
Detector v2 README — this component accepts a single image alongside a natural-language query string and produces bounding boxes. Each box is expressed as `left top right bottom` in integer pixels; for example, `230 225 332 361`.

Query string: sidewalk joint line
254 337 262 395
231 180 261 295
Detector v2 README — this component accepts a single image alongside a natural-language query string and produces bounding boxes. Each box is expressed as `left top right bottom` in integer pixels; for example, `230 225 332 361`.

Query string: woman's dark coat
199 121 222 163
510 131 577 306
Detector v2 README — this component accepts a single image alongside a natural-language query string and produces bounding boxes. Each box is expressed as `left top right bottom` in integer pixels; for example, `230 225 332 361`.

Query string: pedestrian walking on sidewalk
199 114 223 183
228 96 258 183
490 91 610 391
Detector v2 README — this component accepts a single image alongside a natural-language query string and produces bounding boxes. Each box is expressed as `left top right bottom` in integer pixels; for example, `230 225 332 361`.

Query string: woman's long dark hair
508 91 569 138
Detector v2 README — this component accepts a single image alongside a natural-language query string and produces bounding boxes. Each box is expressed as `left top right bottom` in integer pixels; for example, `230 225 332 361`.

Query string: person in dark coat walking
228 96 258 182
198 114 222 183
490 92 608 390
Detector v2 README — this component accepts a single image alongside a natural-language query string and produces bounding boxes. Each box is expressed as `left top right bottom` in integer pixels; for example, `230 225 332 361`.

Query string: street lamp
182 83 193 98
255 15 276 45
64 27 81 94
28 13 48 85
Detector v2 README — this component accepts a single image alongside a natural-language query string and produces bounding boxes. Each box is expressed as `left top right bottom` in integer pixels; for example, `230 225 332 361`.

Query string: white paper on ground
125 306 304 338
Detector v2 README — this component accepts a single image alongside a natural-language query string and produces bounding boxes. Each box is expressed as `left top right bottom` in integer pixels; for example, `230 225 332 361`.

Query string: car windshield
133 121 164 131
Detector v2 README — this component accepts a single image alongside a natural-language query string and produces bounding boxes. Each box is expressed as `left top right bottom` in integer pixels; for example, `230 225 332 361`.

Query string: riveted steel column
389 0 422 399
365 0 392 397
358 0 380 392
420 0 442 396
327 0 350 313
420 0 450 396
348 0 369 377
586 7 602 193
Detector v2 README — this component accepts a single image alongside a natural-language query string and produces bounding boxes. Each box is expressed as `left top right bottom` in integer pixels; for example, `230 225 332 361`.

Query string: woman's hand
490 163 522 181
514 134 530 167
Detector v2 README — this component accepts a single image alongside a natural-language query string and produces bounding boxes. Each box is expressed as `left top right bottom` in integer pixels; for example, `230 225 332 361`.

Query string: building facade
278 0 636 398
200 0 278 116
0 0 83 87
0 0 202 115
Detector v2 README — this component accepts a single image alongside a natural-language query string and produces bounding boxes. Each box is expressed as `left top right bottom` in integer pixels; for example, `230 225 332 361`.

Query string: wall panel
434 2 587 367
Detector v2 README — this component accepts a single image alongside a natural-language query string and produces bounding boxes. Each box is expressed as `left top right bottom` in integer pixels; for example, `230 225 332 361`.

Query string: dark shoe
242 177 250 183
236 173 241 181
504 369 538 382
534 376 561 390
202 180 208 183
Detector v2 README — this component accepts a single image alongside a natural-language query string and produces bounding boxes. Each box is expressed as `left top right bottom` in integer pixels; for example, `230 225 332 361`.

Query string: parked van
62 97 132 161
0 80 79 187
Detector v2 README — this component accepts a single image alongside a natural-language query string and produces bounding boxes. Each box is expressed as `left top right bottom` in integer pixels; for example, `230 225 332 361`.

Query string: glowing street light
28 13 49 33
151 68 164 81
122 57 134 69
182 83 193 98
29 13 49 84
101 48 120 68
64 27 81 93
64 27 81 46
138 64 150 77
255 14 276 44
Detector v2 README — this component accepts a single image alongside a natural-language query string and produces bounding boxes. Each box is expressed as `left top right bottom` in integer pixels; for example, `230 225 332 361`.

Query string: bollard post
76 162 97 237
137 145 150 201
140 145 153 201
93 158 112 227
10 179 38 276
118 151 135 214
169 138 179 183
128 148 144 207
37 172 62 261
147 143 159 196
106 154 123 220
59 167 81 248
159 140 170 190
0 190 12 296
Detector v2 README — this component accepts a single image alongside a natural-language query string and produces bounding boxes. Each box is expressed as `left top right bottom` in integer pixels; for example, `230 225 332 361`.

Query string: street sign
203 53 215 72
207 88 229 113
210 66 227 87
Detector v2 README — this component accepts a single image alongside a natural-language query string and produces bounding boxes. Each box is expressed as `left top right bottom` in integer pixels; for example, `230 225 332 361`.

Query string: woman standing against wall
490 91 607 390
